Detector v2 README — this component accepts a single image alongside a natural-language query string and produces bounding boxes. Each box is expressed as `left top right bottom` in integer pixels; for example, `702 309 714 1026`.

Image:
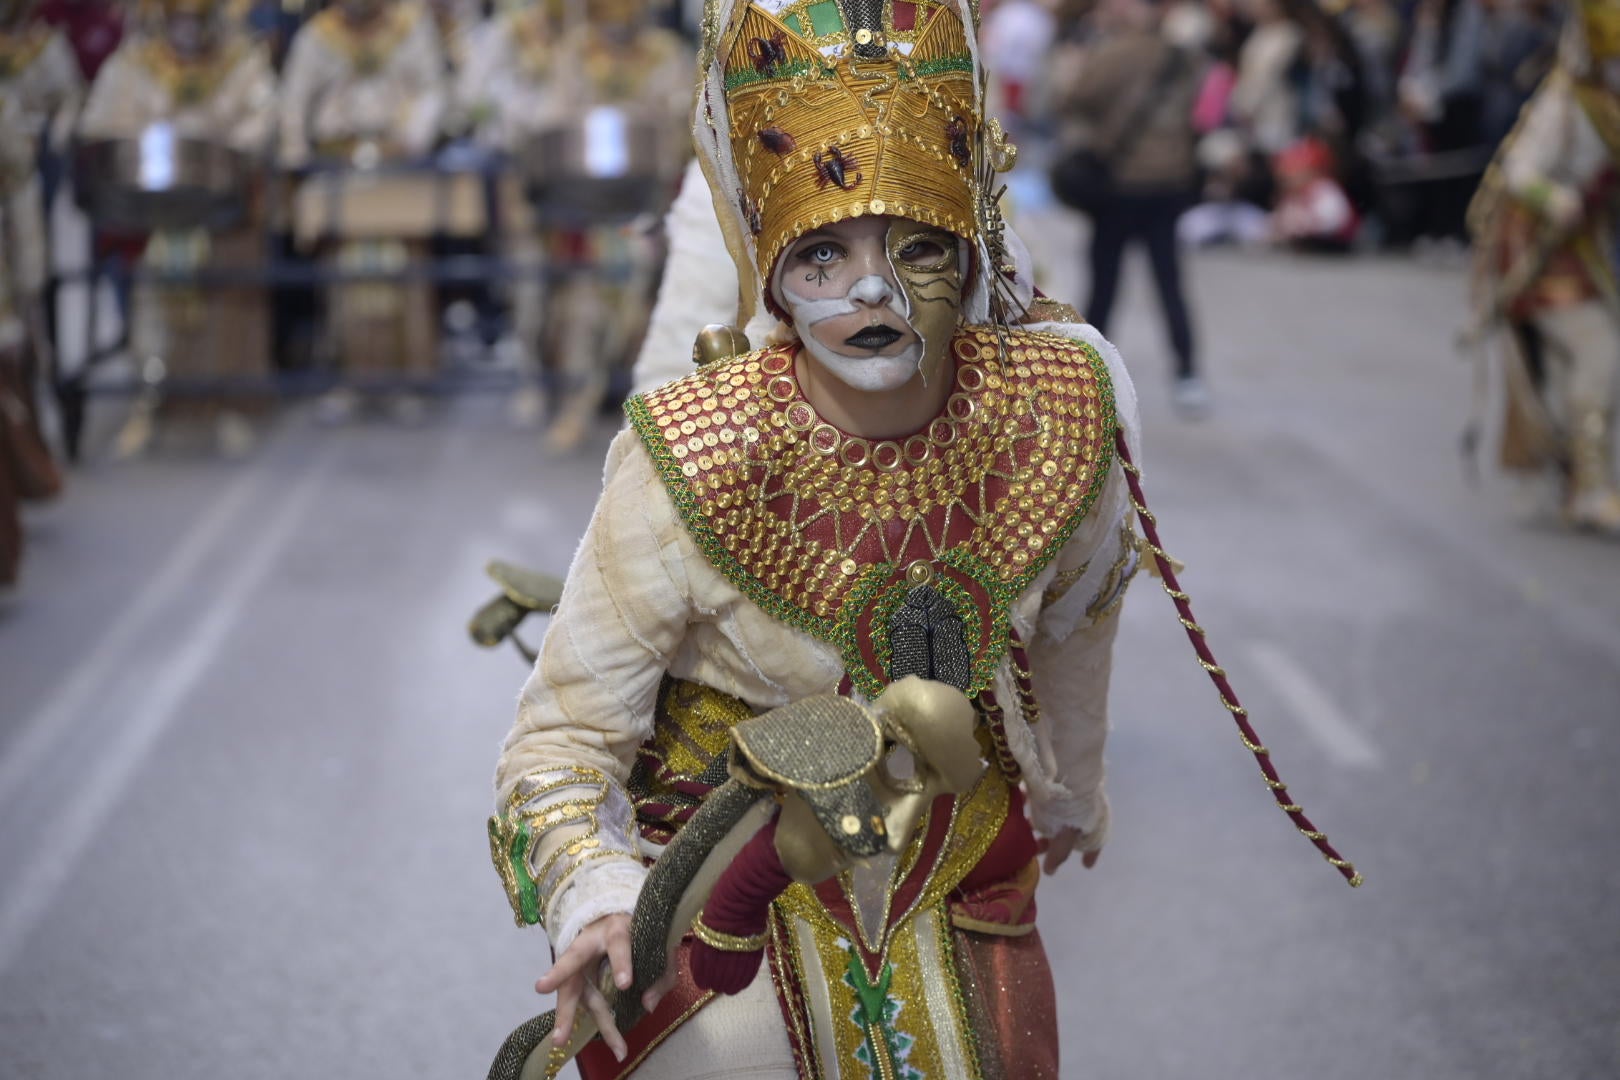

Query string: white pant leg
633 966 799 1079
1533 301 1620 417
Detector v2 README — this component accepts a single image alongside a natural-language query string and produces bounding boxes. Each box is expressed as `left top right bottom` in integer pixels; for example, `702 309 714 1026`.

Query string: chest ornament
627 325 1116 698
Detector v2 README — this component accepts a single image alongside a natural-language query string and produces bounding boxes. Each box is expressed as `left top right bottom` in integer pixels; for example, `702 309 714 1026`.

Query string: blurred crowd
988 0 1565 250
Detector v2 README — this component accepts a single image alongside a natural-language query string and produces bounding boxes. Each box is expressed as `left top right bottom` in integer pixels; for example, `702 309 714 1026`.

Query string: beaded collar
626 324 1116 697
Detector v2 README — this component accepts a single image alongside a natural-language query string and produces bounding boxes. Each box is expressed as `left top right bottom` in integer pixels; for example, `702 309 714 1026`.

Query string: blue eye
800 241 842 264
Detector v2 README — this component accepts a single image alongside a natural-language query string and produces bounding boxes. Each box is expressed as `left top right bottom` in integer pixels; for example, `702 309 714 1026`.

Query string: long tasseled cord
1114 428 1364 887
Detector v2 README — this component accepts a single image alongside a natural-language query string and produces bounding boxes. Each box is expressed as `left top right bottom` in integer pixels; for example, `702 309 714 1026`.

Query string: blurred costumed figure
0 0 75 590
425 0 480 75
480 0 689 450
79 0 276 453
278 0 445 419
456 0 563 427
1468 0 1620 536
486 3 1362 1077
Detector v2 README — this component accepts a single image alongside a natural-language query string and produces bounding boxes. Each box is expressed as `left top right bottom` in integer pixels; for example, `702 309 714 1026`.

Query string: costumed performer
277 0 445 419
1467 0 1620 536
78 0 276 452
0 0 75 584
493 4 1135 1076
518 0 691 452
490 2 1361 1078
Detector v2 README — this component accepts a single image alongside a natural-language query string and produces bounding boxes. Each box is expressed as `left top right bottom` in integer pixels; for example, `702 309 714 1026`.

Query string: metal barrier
53 147 678 458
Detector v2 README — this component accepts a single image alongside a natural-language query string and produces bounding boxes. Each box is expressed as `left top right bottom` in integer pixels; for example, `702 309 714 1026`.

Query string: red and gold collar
627 325 1116 697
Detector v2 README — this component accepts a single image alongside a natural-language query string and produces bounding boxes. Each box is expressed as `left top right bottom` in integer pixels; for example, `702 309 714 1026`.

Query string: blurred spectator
1342 0 1404 130
982 0 1056 125
1270 135 1359 251
1444 0 1559 147
1180 127 1273 245
1052 0 1208 415
1230 0 1303 155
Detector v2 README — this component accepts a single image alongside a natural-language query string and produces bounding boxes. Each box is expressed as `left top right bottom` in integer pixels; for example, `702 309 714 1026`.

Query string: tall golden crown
718 0 981 283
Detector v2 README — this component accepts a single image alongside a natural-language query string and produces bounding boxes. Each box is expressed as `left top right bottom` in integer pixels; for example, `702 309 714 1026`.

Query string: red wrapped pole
1114 429 1363 887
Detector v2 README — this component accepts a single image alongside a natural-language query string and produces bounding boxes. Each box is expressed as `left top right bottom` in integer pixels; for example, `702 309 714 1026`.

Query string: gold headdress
695 0 1022 327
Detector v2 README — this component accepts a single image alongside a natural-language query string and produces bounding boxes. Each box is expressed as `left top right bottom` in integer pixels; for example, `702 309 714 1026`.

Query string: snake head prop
730 677 982 883
487 679 982 1080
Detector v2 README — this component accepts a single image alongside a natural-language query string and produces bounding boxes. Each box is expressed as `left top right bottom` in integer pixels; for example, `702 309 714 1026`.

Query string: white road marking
1242 641 1383 770
0 462 272 809
0 447 333 973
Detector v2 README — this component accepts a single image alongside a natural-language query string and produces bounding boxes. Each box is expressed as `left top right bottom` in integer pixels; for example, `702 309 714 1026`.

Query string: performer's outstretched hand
1040 827 1103 874
536 913 633 1061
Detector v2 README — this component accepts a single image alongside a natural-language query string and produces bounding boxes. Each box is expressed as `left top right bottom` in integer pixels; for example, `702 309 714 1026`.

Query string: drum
74 125 253 233
519 106 683 223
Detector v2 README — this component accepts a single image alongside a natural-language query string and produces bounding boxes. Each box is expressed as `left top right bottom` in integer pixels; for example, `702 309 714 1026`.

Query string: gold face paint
886 219 965 387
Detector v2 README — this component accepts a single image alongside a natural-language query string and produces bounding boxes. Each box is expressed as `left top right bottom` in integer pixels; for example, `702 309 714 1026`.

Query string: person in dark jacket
1053 0 1208 415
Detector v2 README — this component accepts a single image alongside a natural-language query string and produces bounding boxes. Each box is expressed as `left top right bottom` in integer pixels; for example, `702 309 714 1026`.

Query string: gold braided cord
692 912 770 952
1113 428 1363 888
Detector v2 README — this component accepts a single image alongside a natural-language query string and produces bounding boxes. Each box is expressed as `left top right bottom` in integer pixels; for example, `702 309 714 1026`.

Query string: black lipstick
843 325 904 350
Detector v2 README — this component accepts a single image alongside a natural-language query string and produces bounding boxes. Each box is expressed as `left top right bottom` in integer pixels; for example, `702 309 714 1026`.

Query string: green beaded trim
487 814 542 926
723 56 828 94
936 899 986 1079
900 55 974 81
623 328 1117 698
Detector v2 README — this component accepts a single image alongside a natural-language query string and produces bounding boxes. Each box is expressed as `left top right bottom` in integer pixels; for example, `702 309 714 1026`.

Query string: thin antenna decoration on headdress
1115 430 1363 887
972 70 1026 331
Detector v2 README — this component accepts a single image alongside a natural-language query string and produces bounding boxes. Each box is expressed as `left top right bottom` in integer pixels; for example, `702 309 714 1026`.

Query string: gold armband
691 912 769 952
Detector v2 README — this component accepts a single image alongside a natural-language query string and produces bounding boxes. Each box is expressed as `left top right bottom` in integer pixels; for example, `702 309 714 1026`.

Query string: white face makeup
772 216 964 396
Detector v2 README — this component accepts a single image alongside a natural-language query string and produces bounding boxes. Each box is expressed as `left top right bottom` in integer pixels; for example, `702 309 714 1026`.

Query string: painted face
772 216 965 395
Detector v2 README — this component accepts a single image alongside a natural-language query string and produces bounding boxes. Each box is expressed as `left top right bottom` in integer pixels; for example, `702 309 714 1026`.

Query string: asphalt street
1 230 1617 1079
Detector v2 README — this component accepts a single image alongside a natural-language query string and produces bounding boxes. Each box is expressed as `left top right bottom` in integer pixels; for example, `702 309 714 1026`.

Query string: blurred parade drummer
277 0 446 421
80 0 274 156
0 0 76 592
78 0 277 453
464 0 690 450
